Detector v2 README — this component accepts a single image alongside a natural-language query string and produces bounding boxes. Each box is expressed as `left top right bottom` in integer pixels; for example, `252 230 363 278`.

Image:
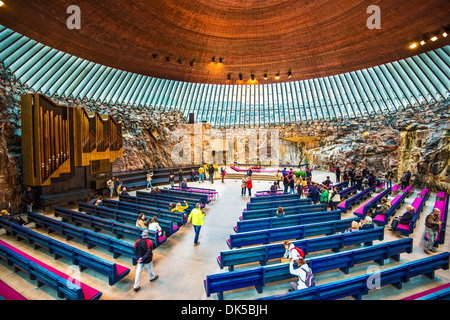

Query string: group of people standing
334 166 384 189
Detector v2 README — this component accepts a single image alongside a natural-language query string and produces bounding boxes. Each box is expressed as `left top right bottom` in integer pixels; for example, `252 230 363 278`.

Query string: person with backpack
133 230 158 291
283 241 304 262
289 257 315 291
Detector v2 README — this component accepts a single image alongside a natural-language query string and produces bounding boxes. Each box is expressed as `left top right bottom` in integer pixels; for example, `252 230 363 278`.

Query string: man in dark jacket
389 205 415 231
22 186 34 212
133 230 158 291
424 208 442 254
209 165 215 184
335 167 341 183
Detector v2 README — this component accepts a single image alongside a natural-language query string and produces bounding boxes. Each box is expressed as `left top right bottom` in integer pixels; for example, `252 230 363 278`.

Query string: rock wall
288 101 450 193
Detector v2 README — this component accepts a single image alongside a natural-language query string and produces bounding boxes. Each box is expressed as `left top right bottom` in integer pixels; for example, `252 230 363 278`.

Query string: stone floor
0 168 449 301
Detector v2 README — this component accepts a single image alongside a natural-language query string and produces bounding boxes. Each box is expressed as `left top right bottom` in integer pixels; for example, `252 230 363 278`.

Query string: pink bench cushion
401 283 450 300
373 214 385 222
172 225 180 232
337 201 347 209
0 239 101 300
418 189 429 196
397 223 410 230
115 264 130 277
0 280 27 300
354 206 364 215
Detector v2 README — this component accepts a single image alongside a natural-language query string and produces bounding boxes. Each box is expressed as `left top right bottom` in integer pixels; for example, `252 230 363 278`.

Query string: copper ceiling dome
0 0 449 84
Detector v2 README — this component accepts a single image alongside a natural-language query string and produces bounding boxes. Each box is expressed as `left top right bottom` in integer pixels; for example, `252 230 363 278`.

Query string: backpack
290 247 305 259
300 266 316 288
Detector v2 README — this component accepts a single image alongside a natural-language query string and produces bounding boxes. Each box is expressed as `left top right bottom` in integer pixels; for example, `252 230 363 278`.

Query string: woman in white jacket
147 216 162 237
289 258 313 291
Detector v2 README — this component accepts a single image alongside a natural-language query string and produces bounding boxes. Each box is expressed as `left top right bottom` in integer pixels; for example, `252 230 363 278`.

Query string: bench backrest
258 252 450 300
235 210 342 233
241 204 327 221
249 194 300 203
27 212 137 265
246 198 312 211
228 217 360 248
218 227 385 269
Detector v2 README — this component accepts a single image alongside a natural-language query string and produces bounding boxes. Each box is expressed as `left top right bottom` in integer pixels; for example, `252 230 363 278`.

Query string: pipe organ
21 94 123 206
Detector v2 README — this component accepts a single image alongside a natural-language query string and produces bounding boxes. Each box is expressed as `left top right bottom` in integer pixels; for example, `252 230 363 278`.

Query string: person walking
289 176 295 194
146 171 153 190
198 166 205 183
424 208 442 254
209 165 215 184
275 170 282 188
187 203 205 246
106 178 115 198
178 169 184 187
385 171 394 188
220 167 226 183
169 171 175 188
335 167 341 183
246 177 253 197
241 176 247 196
133 230 158 291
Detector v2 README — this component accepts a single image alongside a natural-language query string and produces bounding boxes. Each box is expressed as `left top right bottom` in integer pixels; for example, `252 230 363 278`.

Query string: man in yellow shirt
187 204 205 246
198 166 205 183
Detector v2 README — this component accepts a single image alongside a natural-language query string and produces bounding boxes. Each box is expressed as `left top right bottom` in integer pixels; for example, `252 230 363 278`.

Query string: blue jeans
193 225 202 244
386 180 392 188
290 187 295 194
146 181 152 189
247 188 252 196
241 187 246 195
109 187 114 198
425 228 438 250
199 173 204 182
170 181 174 188
284 185 288 194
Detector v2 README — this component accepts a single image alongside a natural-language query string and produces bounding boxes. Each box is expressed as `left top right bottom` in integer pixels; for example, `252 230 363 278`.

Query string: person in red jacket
133 230 158 291
246 177 253 197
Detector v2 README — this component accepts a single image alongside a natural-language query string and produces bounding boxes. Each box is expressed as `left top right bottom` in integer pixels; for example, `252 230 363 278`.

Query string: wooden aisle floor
0 169 449 300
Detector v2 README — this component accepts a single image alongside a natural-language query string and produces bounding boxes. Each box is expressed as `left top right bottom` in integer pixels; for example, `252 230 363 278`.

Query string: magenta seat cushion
0 280 27 300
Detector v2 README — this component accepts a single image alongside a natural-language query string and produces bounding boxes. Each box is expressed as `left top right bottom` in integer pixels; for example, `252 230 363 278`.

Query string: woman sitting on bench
372 197 391 219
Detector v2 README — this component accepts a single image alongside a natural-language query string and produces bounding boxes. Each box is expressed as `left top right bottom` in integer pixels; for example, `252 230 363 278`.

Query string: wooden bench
397 189 430 235
373 186 413 226
0 239 102 300
245 198 312 211
218 227 385 271
227 217 360 249
234 210 342 233
54 206 166 247
102 198 185 226
0 218 130 286
353 187 392 218
27 212 137 265
79 202 180 236
240 204 327 221
258 252 450 300
338 185 376 213
206 238 413 300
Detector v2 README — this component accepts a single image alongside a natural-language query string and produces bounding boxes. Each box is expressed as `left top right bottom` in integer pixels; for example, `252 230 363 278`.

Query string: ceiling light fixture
189 60 195 66
212 56 215 63
443 32 448 37
420 40 426 46
275 72 280 80
287 70 292 78
239 73 243 81
409 43 417 49
227 73 231 80
431 35 438 41
219 57 223 63
264 73 268 80
251 74 255 81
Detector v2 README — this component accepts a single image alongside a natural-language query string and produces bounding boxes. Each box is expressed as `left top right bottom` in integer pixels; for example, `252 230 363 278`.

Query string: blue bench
373 186 413 226
397 188 430 235
79 202 180 235
332 181 349 192
339 183 362 200
54 206 166 247
249 193 300 203
338 185 376 213
234 210 342 233
258 252 450 300
0 239 102 300
245 198 312 211
103 199 186 226
353 187 392 218
27 212 138 265
136 191 205 207
0 218 130 286
240 204 327 221
157 188 211 204
227 217 360 249
205 238 413 300
218 227 385 270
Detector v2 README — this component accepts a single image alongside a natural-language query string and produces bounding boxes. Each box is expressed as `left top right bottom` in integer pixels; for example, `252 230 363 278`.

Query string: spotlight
431 35 438 41
251 74 255 81
275 72 280 80
239 73 243 81
263 73 268 80
287 70 292 78
219 57 223 63
443 32 448 38
212 56 216 63
227 73 231 80
409 43 417 49
0 1 4 6
420 40 426 46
